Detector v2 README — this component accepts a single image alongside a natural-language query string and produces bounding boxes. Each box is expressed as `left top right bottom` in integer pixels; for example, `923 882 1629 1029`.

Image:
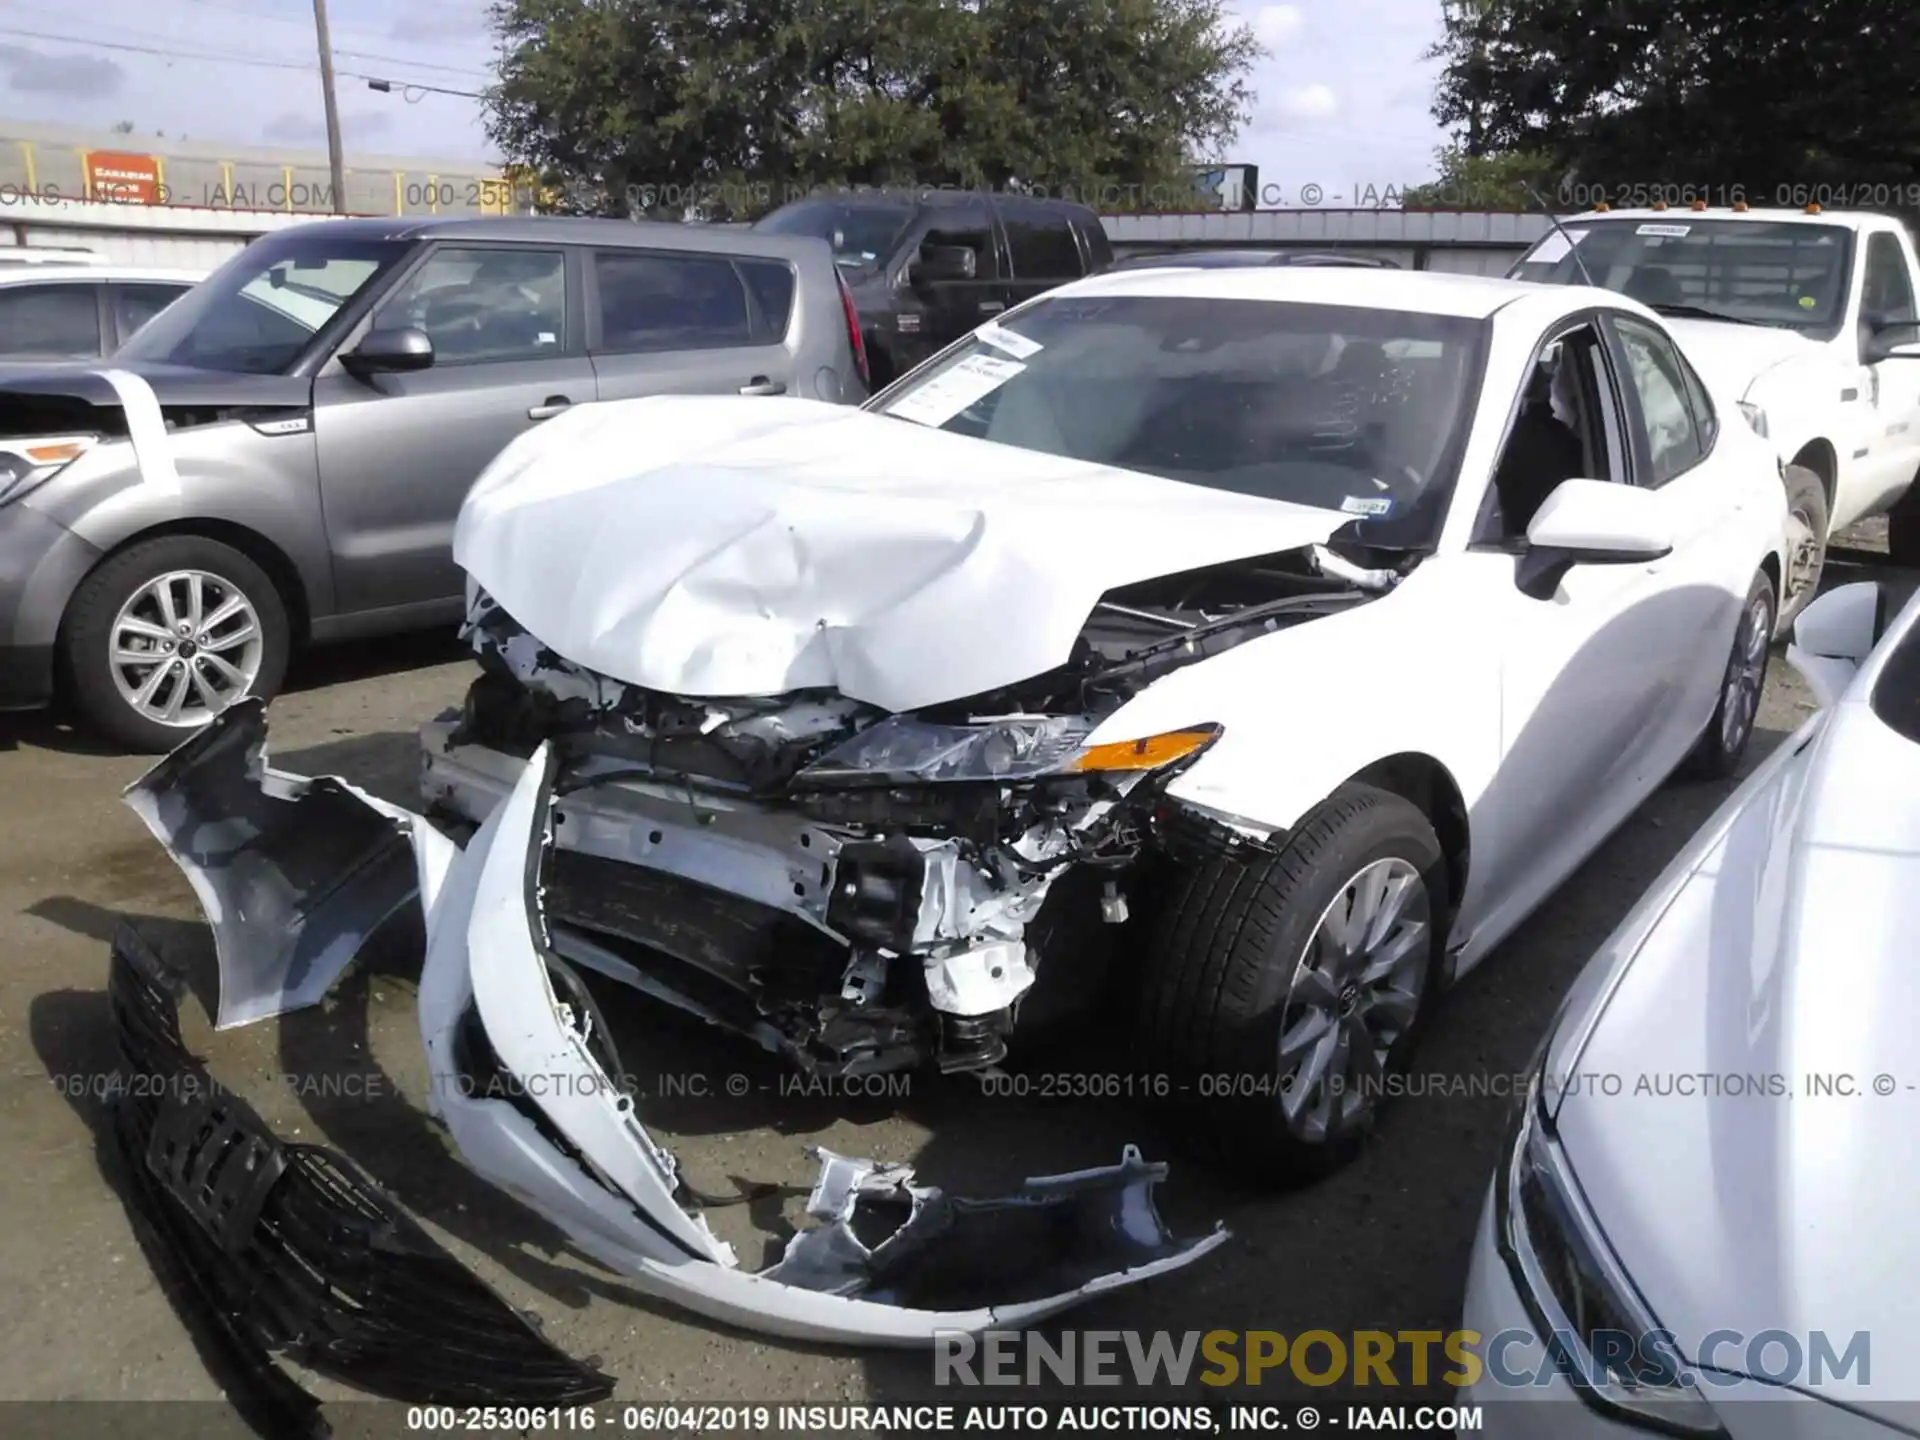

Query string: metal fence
0 125 526 218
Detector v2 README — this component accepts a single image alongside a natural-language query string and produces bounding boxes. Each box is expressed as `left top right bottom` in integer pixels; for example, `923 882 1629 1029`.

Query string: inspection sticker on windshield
976 323 1044 360
1342 495 1394 517
1636 223 1692 237
885 354 1026 426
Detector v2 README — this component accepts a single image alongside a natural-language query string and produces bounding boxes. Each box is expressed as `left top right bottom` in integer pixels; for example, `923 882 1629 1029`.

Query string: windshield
869 294 1489 532
755 199 916 271
116 233 409 373
1510 220 1853 335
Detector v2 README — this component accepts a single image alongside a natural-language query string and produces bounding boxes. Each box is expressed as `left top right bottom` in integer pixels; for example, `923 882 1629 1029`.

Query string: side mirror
1865 321 1920 361
908 243 979 290
1515 478 1673 598
1787 580 1883 708
341 326 434 378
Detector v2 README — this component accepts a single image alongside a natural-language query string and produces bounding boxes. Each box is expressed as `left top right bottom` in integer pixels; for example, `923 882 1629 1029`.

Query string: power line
0 24 488 95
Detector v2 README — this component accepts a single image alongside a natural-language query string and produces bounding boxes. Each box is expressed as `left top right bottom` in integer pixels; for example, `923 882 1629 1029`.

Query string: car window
872 293 1488 537
1861 233 1917 325
110 283 192 344
1512 220 1852 336
754 199 916 273
1612 315 1704 484
117 236 406 374
1003 213 1083 283
0 283 102 357
377 246 567 365
593 251 753 353
738 259 796 341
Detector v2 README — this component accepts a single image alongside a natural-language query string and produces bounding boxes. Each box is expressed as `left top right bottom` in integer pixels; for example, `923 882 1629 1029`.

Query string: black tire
1776 464 1829 633
1678 569 1775 783
1890 474 1920 569
1136 783 1447 1186
60 535 291 753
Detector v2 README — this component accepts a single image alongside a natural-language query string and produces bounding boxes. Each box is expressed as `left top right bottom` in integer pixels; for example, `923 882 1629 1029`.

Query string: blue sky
0 0 1453 196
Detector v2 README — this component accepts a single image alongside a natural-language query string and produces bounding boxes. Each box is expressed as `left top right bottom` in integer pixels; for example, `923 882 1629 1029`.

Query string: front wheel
1135 784 1446 1185
1678 569 1775 782
60 535 291 752
1776 464 1829 633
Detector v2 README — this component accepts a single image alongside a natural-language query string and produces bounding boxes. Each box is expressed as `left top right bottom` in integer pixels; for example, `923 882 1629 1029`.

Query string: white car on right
1460 574 1920 1437
1511 207 1920 625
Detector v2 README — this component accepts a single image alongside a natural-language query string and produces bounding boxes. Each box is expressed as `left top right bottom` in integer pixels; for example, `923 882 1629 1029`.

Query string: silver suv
0 215 867 749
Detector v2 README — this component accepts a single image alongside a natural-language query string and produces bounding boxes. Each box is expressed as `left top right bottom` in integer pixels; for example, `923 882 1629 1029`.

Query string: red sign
84 151 164 204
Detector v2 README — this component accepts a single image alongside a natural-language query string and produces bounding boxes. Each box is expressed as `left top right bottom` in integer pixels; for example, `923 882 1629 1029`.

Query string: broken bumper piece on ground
106 925 616 1439
122 704 1228 1350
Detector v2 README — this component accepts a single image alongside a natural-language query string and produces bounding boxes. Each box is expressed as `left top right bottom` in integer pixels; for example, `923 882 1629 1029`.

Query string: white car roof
1562 206 1885 231
0 265 206 286
1064 264 1548 319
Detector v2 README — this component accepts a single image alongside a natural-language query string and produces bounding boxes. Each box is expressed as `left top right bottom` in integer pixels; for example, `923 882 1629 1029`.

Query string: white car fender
1082 592 1502 840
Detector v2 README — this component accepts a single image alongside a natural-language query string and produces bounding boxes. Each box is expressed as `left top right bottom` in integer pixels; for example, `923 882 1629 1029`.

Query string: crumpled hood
1661 317 1822 401
454 395 1351 713
1552 696 1920 1411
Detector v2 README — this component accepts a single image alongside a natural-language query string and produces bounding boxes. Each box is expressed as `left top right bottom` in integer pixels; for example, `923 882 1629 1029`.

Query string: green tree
1402 145 1559 209
485 0 1260 218
1425 0 1920 204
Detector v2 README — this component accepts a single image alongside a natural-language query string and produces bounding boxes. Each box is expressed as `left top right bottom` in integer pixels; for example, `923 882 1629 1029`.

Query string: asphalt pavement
0 530 1895 1431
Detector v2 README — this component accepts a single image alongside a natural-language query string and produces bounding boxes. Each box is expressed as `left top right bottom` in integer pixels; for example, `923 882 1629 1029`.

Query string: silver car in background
0 215 867 749
1462 575 1920 1437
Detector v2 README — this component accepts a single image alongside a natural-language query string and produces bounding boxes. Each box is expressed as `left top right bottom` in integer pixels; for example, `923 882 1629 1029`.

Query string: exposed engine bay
421 546 1378 1077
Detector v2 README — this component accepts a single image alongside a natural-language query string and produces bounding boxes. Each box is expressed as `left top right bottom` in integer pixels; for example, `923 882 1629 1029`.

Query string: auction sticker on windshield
976 322 1044 360
886 353 1027 426
1636 223 1692 237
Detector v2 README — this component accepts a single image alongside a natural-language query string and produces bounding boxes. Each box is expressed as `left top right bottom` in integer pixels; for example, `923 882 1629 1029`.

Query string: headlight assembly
791 715 1222 788
1497 1071 1727 1437
0 434 98 507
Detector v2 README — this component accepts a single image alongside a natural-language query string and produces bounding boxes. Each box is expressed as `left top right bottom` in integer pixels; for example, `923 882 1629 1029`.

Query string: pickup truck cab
1510 206 1920 622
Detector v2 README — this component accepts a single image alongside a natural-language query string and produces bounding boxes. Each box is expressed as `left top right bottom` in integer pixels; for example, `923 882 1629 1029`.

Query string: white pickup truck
1509 205 1920 625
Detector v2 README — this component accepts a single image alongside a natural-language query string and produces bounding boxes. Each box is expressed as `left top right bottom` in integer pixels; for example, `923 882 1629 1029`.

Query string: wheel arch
64 519 313 651
1344 752 1470 919
1787 438 1837 513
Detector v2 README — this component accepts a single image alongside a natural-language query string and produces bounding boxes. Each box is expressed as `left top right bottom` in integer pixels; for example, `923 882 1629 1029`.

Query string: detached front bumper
120 700 1226 1362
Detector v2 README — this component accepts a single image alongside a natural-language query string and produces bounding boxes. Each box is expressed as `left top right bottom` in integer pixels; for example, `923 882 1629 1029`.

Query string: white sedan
126 265 1791 1343
1460 574 1920 1437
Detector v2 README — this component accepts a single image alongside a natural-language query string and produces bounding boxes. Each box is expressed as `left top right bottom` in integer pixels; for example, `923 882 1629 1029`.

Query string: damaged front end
120 699 1227 1361
423 555 1369 1077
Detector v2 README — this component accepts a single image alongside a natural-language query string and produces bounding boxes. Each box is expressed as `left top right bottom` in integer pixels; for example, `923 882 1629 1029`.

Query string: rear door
312 241 593 616
587 248 799 400
1000 202 1088 306
0 281 105 361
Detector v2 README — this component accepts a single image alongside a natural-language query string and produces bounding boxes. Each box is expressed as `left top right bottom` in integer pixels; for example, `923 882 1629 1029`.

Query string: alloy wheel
108 569 265 728
1275 856 1432 1143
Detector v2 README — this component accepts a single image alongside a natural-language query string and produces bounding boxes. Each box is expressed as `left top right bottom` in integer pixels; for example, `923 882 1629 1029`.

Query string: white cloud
1251 4 1305 48
1272 83 1339 120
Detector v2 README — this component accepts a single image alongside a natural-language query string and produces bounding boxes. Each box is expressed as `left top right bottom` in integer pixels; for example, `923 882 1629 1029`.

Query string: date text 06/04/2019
402 1404 1478 1432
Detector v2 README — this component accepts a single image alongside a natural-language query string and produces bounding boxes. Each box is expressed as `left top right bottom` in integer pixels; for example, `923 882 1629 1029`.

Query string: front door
1855 229 1920 519
312 243 594 618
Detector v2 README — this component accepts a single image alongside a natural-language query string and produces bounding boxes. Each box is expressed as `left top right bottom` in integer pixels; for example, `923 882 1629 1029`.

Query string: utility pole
312 0 346 213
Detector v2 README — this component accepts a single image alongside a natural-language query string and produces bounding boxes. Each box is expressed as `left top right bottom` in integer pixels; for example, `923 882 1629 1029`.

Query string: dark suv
0 215 865 749
755 190 1113 386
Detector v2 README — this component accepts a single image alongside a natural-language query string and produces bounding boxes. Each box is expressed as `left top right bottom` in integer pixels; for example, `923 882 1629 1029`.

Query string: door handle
739 377 787 396
527 396 573 420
